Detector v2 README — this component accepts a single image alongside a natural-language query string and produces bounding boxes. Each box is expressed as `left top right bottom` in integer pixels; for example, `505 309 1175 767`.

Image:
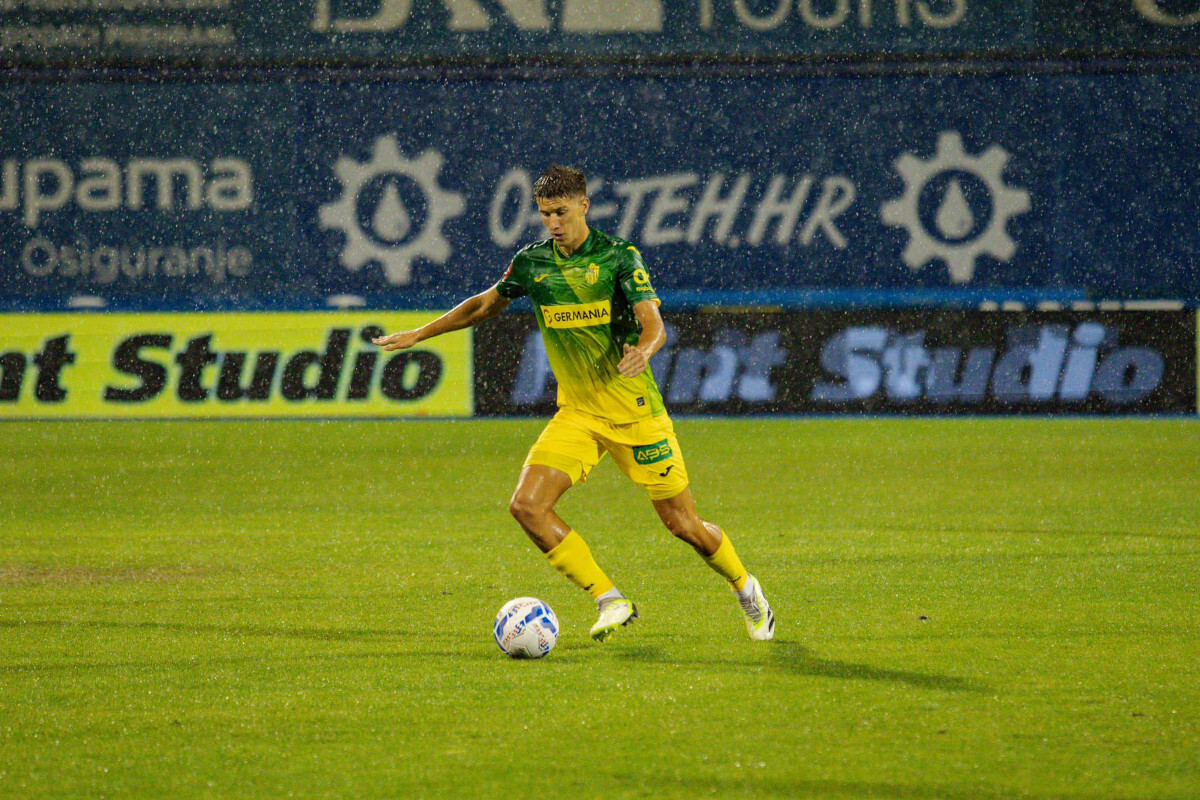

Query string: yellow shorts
523 407 690 500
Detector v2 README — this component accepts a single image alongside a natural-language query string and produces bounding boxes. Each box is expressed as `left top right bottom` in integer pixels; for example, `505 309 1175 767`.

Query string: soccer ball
494 597 558 659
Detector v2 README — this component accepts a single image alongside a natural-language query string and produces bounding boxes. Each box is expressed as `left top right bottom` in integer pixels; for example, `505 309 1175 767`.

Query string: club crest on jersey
543 300 612 329
586 263 600 285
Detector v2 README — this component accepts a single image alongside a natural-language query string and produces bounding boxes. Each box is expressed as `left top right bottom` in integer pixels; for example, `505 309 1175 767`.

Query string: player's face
536 194 590 252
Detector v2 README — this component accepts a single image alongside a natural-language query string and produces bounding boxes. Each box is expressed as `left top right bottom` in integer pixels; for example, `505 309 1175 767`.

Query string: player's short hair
533 165 587 200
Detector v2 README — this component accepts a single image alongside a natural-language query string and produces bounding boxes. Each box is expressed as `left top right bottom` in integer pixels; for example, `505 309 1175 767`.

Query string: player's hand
618 344 649 378
372 330 421 351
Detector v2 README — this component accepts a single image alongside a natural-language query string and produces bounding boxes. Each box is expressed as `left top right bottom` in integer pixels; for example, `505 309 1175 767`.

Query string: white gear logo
319 134 465 285
881 130 1031 284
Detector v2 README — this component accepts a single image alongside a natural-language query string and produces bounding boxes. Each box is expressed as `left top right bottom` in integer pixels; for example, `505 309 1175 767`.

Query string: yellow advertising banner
0 312 471 419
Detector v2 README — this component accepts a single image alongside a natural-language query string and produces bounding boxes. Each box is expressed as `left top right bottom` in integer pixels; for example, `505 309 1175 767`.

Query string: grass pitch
1 418 1198 799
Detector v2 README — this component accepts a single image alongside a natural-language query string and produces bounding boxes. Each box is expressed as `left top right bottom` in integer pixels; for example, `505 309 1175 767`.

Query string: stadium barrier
474 309 1198 416
1 0 1197 64
2 72 1199 313
3 309 1194 418
0 312 472 419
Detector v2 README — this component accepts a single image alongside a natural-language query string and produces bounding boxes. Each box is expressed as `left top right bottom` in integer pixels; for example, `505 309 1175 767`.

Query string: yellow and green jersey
494 229 666 423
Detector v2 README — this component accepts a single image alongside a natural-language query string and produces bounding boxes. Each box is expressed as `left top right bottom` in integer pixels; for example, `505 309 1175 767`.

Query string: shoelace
738 584 763 623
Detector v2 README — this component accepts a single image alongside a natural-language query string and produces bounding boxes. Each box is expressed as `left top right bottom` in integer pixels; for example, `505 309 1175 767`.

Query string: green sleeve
617 246 660 306
494 255 528 300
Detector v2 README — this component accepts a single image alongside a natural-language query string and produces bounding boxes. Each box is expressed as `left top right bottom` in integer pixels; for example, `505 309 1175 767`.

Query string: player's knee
508 493 547 526
508 495 529 523
662 510 704 545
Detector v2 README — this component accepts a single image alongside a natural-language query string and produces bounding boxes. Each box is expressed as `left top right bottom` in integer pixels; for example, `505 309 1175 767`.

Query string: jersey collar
553 228 594 261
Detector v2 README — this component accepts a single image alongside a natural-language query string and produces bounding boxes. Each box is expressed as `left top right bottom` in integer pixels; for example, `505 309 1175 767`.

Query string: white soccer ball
494 597 559 659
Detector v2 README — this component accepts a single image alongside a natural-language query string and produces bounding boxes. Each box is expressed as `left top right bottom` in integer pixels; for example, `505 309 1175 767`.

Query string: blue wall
2 70 1197 311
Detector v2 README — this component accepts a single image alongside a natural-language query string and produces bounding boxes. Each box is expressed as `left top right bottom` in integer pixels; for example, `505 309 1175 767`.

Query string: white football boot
590 597 638 642
737 574 775 641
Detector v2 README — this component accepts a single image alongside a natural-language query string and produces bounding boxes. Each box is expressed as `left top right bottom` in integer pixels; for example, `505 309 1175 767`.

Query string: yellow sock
703 529 749 592
546 530 615 599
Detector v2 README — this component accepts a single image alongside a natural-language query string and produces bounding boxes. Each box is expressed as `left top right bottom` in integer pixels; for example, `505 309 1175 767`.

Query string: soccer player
373 165 774 642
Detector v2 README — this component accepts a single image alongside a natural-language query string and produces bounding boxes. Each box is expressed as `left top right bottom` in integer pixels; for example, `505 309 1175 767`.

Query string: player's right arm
372 286 511 351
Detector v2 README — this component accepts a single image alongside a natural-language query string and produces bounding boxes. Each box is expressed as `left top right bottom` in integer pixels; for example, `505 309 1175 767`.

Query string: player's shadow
773 641 986 692
618 640 987 693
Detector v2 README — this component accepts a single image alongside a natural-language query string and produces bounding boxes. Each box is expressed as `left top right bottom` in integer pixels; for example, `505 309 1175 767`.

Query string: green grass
1 418 1198 799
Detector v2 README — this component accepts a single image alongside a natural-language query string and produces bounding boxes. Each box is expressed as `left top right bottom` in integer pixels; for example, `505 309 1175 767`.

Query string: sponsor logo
486 311 1193 417
319 134 465 286
0 312 471 418
20 238 253 285
658 464 674 477
311 0 663 34
1 154 256 288
812 322 1165 405
632 262 656 293
533 273 549 283
0 24 234 53
633 439 672 465
700 0 967 32
881 130 1031 284
1134 0 1200 26
542 300 612 329
657 324 786 405
0 155 253 228
488 167 856 252
509 321 785 406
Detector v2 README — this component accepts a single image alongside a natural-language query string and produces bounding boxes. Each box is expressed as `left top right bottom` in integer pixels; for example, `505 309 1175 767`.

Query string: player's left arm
617 300 666 378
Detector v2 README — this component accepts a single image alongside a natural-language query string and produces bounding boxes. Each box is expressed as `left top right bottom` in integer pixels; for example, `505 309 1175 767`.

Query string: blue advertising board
1 70 1198 310
0 83 299 310
0 1 1197 64
1037 0 1200 52
474 309 1199 416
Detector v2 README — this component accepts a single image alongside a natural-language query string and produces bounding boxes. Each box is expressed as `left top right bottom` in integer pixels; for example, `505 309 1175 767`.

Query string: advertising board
0 83 298 310
2 72 1199 310
474 309 1197 416
1 1 1197 64
0 311 471 418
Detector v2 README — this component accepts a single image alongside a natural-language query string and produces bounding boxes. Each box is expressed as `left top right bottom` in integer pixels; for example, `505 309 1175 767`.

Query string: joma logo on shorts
633 439 672 465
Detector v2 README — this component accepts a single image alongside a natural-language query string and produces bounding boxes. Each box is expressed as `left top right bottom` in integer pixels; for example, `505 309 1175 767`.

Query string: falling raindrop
372 181 411 241
934 177 974 240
